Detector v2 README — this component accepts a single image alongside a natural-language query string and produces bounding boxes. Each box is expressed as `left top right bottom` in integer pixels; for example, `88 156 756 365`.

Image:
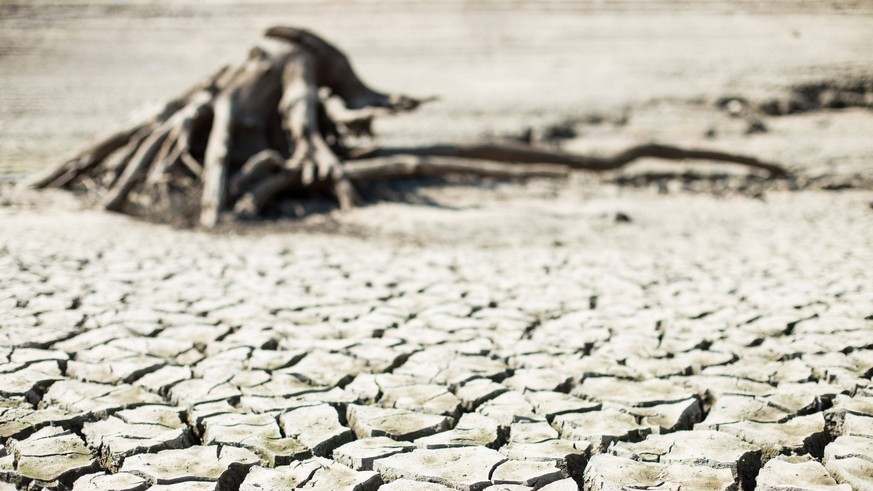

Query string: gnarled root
28 26 790 228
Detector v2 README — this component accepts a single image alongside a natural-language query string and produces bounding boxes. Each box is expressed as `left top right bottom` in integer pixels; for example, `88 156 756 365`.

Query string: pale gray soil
2 2 873 490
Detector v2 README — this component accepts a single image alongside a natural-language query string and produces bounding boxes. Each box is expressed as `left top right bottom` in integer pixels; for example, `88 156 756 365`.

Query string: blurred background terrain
2 0 872 177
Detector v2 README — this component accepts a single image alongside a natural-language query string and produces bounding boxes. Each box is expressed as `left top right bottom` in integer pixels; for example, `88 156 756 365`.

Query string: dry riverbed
2 1 873 490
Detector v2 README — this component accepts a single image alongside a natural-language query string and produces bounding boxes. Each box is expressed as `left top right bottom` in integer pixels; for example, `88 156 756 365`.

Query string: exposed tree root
28 26 790 228
361 142 789 177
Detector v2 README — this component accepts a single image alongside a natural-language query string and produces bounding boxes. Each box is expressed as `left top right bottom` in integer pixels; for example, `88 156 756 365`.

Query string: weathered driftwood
29 26 789 227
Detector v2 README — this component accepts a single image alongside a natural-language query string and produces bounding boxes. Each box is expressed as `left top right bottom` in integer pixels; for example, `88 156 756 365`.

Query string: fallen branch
363 143 788 177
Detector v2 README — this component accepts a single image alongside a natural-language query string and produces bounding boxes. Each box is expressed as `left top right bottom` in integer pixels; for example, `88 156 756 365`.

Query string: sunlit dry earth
1 1 873 490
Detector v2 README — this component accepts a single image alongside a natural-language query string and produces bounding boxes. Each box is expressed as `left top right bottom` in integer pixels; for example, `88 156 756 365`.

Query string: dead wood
29 26 790 227
362 143 789 178
343 155 572 181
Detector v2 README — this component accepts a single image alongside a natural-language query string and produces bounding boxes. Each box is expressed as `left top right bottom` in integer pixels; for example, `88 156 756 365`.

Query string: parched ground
2 1 873 490
3 178 873 491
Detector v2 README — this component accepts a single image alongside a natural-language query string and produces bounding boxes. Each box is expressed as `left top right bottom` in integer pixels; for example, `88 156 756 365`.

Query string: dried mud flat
2 1 873 490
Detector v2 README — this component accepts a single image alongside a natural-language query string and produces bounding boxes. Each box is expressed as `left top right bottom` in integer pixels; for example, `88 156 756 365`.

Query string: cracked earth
2 1 873 490
1 178 871 490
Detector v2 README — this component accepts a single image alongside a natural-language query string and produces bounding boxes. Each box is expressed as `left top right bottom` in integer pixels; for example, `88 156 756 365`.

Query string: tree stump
27 27 789 227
